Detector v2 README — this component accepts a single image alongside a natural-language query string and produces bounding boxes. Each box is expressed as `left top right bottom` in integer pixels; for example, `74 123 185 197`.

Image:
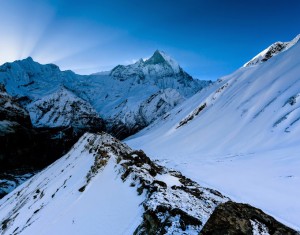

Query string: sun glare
0 0 124 74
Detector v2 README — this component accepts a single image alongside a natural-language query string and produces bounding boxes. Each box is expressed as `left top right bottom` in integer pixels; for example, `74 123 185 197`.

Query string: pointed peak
145 50 181 73
24 56 34 61
145 50 166 65
153 49 165 56
17 57 36 64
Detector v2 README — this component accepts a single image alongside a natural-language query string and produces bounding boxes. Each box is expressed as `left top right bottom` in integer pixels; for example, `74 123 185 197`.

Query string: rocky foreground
0 132 298 234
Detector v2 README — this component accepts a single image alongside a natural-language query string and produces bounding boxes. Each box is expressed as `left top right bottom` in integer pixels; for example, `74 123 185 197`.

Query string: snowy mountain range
126 35 300 230
1 35 300 234
0 50 210 139
0 50 209 198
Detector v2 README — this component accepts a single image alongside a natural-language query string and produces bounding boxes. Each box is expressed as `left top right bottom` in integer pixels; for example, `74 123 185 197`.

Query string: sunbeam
0 0 54 64
0 0 125 74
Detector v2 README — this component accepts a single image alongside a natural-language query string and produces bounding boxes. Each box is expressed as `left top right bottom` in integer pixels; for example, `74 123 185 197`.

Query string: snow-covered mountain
0 51 210 138
110 50 204 97
27 87 104 132
0 85 93 197
244 34 300 67
126 36 300 229
0 132 296 234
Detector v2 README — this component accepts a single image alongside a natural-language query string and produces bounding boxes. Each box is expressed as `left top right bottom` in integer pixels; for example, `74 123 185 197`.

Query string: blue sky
0 0 300 80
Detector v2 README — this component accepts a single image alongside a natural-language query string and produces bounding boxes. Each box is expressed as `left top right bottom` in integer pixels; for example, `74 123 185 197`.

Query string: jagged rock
200 201 299 235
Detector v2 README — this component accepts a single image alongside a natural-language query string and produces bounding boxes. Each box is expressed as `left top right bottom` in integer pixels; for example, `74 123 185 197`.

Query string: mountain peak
110 50 184 79
243 34 300 67
144 50 180 73
144 50 166 65
16 56 36 64
24 56 34 62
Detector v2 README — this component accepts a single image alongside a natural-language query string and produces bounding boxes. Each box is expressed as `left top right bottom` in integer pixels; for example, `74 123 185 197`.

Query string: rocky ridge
243 34 300 67
0 132 297 234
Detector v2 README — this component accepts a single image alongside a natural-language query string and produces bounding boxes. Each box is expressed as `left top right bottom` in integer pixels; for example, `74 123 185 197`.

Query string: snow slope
0 132 231 235
1 133 296 234
0 133 143 235
126 37 300 229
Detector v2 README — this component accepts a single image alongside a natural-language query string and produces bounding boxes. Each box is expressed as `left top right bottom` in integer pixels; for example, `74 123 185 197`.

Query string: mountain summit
243 34 300 67
110 50 194 83
144 50 181 73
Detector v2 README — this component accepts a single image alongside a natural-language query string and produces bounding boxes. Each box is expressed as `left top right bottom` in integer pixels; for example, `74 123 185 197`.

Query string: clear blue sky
0 0 299 80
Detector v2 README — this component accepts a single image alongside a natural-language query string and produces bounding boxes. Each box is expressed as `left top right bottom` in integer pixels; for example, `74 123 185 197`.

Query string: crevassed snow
126 38 300 230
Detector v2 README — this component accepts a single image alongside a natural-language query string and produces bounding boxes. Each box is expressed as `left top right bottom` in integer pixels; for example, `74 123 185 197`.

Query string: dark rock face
0 86 105 197
0 85 31 127
261 42 286 62
0 126 103 198
200 201 299 235
0 168 36 199
0 87 74 171
105 120 145 140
